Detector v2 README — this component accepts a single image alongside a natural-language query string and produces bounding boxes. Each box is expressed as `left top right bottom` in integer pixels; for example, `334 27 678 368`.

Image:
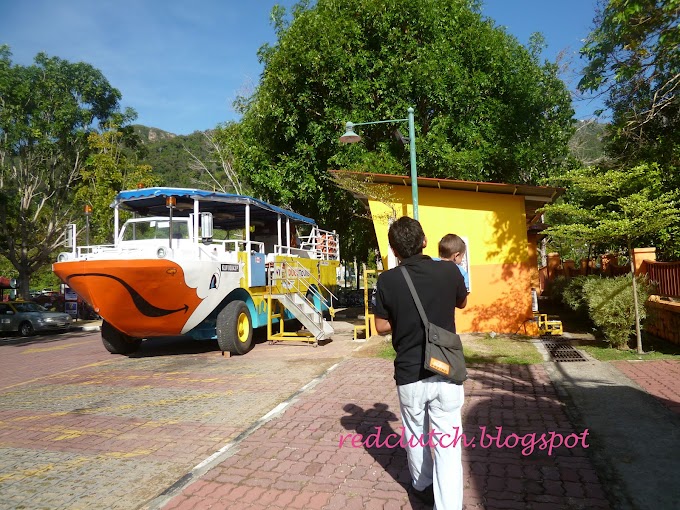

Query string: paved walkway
611 360 680 415
0 323 361 510
3 322 679 509
547 359 680 510
158 359 610 510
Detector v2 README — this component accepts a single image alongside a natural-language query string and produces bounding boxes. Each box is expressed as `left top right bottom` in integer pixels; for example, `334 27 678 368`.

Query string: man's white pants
397 375 464 510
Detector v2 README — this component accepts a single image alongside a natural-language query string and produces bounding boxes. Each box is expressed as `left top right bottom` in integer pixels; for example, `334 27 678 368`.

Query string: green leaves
542 163 680 255
579 0 680 166
76 121 157 244
228 0 574 259
0 48 123 296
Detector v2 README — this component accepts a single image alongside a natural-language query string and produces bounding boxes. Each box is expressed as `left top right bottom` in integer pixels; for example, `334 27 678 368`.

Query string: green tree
224 0 574 260
76 119 157 244
542 164 680 353
579 0 680 168
0 46 122 297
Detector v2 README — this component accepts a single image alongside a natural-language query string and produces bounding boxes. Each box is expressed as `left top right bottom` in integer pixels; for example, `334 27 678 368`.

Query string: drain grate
542 339 588 362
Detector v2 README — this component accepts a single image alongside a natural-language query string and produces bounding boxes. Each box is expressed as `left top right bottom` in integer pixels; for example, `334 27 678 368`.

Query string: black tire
216 300 253 355
101 320 142 354
18 321 34 337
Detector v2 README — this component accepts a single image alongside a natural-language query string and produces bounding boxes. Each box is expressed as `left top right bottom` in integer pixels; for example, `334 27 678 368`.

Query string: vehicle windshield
121 219 189 241
13 302 47 313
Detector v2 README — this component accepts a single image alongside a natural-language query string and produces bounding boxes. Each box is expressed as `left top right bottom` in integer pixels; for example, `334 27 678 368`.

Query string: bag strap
400 266 430 329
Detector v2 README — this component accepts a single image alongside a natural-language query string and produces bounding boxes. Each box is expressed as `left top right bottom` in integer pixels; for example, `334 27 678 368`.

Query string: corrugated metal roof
329 170 564 227
329 170 563 200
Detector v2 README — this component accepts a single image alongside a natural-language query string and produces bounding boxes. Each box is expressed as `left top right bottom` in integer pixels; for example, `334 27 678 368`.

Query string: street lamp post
339 107 419 220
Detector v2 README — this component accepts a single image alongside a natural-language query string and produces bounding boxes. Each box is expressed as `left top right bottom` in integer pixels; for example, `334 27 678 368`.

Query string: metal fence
645 261 680 298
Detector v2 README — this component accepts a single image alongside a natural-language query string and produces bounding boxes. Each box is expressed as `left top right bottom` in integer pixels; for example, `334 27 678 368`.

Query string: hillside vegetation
132 125 215 188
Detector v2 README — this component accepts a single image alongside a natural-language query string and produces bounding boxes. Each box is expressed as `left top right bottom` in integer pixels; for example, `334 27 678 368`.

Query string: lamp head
339 122 361 144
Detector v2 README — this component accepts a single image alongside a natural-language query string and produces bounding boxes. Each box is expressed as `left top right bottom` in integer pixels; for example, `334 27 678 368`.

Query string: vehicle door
0 304 12 332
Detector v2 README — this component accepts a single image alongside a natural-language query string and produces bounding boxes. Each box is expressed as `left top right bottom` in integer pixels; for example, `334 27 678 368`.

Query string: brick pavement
611 360 680 415
0 330 110 389
0 323 361 510
161 359 611 510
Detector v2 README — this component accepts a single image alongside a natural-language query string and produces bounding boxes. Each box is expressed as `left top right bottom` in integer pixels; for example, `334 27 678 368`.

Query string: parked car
0 301 72 336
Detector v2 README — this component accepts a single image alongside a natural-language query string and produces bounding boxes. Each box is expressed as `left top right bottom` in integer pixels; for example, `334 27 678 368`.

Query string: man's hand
374 316 392 334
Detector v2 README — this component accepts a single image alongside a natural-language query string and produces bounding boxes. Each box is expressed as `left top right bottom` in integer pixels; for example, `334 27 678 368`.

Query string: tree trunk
18 266 31 300
540 236 548 267
628 240 643 354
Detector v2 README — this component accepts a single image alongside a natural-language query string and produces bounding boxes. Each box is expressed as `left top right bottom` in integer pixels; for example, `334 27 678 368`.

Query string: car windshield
121 219 189 241
13 302 47 313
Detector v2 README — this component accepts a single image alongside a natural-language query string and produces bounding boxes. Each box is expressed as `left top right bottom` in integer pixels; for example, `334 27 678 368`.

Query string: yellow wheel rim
237 312 250 343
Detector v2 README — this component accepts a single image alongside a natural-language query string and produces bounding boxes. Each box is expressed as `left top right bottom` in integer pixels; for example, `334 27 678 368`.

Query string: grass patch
464 334 543 364
362 333 543 364
576 335 680 361
376 341 397 360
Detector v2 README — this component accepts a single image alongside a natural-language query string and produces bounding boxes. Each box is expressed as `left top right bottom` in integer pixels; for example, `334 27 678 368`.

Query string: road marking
145 359 347 510
21 342 84 354
0 360 113 391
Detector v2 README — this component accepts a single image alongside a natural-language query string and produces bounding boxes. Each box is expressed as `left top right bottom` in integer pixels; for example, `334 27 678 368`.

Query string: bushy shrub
562 276 590 315
547 276 570 302
581 275 652 348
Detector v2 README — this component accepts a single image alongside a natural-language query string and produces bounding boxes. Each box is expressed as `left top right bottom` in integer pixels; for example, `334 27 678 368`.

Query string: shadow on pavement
339 402 431 510
129 336 221 357
339 364 618 510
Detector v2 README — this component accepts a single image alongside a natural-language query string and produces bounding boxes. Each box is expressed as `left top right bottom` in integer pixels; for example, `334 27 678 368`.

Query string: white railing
269 259 338 317
298 227 339 261
205 240 265 253
273 244 312 258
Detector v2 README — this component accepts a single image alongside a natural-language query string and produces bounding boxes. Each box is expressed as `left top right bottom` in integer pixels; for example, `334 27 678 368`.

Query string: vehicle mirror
64 223 77 249
200 212 213 240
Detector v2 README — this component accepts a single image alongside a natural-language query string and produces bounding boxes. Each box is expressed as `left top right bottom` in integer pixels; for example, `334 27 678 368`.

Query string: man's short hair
438 234 466 259
388 217 425 259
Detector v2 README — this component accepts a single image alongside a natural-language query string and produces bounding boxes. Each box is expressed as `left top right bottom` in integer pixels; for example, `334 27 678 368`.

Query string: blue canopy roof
113 187 316 226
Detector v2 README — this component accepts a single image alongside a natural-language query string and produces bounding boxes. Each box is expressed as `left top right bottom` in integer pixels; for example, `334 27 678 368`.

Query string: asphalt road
0 323 358 510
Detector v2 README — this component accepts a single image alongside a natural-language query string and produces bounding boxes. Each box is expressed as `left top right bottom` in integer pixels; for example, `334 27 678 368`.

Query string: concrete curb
70 324 102 332
143 361 344 510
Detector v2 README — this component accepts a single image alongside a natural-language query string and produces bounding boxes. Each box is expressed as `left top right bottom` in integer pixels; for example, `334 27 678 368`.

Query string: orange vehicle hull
53 259 203 338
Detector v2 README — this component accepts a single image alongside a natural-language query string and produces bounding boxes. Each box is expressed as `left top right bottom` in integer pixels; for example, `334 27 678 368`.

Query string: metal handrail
269 259 338 320
297 227 340 261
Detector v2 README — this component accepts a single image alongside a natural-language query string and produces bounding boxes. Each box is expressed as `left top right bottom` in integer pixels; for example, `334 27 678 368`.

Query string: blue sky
2 0 601 135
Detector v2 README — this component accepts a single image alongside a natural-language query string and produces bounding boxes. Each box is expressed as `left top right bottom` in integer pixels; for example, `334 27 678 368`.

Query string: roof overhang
112 187 316 228
329 170 564 228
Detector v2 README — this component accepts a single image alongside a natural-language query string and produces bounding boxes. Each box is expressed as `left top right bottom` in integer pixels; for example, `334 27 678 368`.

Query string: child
438 233 470 293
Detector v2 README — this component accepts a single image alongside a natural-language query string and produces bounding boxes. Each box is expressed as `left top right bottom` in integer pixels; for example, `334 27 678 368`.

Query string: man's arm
374 316 392 334
373 274 392 335
454 265 468 309
456 295 467 309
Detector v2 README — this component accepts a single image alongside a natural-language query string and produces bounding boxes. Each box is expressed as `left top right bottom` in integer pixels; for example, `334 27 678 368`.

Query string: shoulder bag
400 266 468 384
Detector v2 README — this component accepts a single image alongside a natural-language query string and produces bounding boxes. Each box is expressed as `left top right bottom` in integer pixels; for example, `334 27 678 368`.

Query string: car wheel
18 321 34 337
216 300 253 355
101 320 142 354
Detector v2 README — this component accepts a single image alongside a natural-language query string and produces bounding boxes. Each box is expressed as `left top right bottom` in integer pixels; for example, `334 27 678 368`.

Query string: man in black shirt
374 217 467 510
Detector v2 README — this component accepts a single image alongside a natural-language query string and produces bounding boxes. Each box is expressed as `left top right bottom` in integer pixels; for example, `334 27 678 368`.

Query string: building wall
646 297 680 345
368 186 535 334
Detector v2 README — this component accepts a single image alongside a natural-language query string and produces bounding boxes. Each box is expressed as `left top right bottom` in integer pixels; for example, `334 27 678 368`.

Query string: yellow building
334 171 563 334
